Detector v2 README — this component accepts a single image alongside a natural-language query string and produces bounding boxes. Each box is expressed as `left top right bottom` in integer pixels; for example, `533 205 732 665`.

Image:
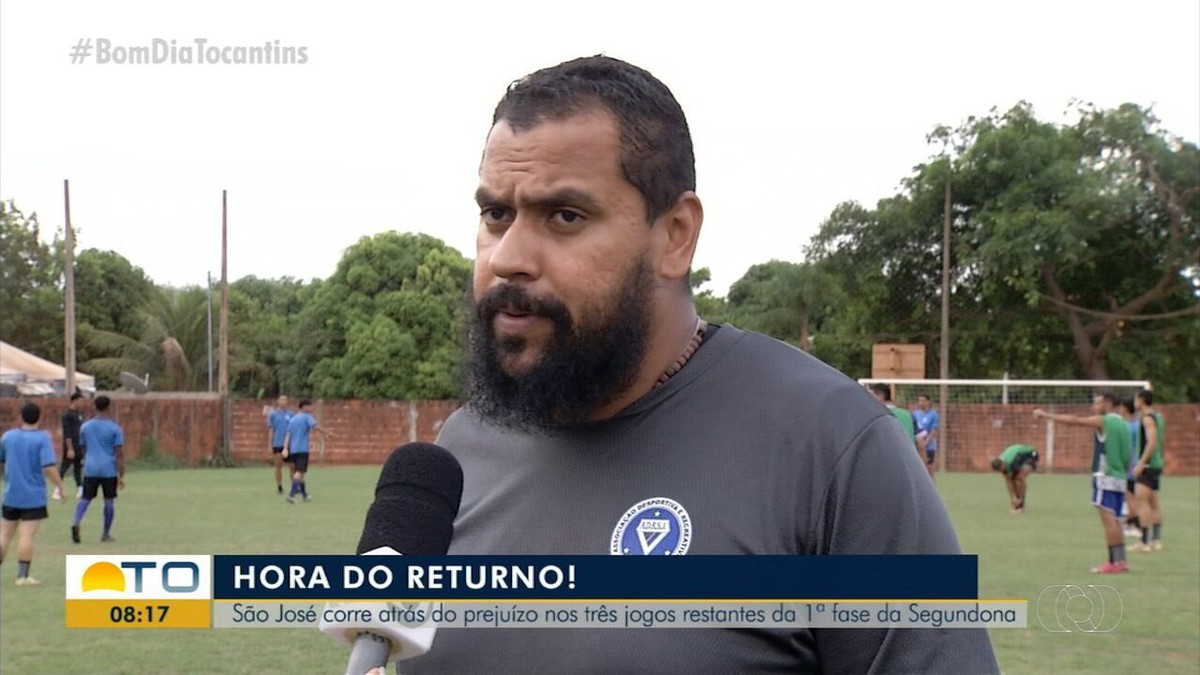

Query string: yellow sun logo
81 561 125 592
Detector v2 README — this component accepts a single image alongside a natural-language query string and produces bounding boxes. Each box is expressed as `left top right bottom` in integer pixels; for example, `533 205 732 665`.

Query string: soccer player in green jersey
991 444 1038 513
1118 398 1142 538
1034 393 1134 574
868 383 921 458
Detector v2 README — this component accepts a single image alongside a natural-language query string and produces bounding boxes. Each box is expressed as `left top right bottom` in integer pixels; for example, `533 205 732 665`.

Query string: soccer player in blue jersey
913 393 940 480
267 395 293 495
282 399 331 504
72 395 126 544
1 402 68 586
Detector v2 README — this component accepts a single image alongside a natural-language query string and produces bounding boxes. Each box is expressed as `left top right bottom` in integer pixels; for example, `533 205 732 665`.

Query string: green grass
1 469 1196 674
1 465 375 675
953 472 1200 674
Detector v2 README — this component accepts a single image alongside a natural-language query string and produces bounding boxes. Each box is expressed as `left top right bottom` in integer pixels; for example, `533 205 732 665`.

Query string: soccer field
1 467 1196 674
951 471 1199 674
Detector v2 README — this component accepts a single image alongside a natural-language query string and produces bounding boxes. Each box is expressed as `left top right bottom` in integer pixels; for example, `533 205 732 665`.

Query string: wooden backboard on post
871 344 927 389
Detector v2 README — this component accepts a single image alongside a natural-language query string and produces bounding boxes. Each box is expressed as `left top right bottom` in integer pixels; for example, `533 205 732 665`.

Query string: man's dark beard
466 258 654 431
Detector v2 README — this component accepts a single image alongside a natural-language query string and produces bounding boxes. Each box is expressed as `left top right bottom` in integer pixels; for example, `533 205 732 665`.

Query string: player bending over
991 444 1038 513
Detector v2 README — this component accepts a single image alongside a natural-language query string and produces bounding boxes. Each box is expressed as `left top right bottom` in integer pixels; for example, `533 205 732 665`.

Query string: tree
806 102 1199 398
71 249 157 386
289 232 471 400
0 200 62 360
958 103 1199 381
689 267 729 323
726 261 841 352
230 275 311 397
806 196 951 377
74 249 155 336
84 286 269 392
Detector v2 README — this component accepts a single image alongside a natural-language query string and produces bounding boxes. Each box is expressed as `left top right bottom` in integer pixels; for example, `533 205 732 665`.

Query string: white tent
0 341 95 396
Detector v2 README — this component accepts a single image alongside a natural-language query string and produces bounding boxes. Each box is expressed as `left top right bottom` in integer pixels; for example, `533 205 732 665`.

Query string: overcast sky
2 1 1197 297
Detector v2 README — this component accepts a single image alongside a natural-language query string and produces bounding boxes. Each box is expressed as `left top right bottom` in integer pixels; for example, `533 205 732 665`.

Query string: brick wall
943 403 1199 475
229 399 460 465
0 396 458 467
2 397 1195 474
0 393 223 464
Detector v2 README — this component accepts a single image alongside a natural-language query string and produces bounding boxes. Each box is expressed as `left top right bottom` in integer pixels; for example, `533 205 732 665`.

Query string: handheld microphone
319 443 464 675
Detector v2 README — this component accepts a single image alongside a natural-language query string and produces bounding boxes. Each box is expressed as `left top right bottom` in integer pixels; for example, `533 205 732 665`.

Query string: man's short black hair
991 457 1004 472
869 383 892 402
1137 389 1154 406
94 395 111 412
70 392 84 402
298 399 312 409
20 402 40 425
491 55 695 224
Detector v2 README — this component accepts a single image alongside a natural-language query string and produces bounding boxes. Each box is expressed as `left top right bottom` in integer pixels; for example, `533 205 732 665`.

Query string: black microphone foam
356 442 464 556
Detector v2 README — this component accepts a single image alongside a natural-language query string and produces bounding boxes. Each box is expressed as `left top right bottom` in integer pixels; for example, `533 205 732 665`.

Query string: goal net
856 378 1152 473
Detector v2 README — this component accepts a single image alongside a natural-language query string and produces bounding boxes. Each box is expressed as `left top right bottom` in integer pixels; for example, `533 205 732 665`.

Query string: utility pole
207 271 214 392
219 191 231 461
63 179 76 396
938 172 951 474
219 192 229 398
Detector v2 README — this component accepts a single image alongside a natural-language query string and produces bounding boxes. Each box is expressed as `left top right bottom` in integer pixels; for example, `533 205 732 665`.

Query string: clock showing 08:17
108 604 172 624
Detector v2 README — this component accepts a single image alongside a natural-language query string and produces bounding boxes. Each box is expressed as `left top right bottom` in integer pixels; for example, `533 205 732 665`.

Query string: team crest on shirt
610 497 692 556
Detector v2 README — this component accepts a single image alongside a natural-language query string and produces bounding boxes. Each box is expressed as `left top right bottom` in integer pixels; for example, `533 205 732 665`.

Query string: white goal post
857 378 1152 473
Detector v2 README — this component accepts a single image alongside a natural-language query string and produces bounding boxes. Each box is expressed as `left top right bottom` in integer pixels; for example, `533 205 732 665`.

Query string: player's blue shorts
1091 482 1125 515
